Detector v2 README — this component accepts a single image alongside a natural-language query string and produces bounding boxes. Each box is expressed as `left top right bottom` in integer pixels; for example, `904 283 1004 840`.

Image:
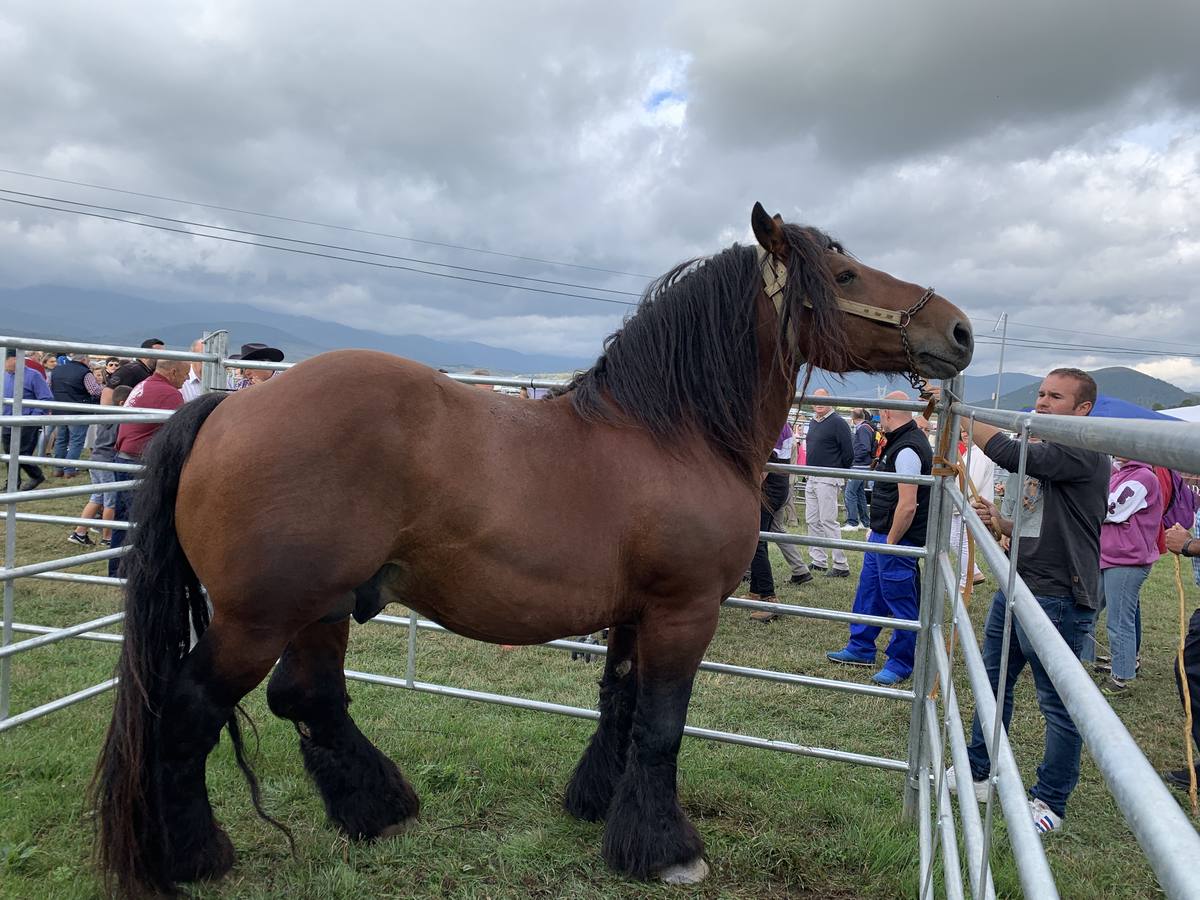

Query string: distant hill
996 367 1197 410
0 285 591 374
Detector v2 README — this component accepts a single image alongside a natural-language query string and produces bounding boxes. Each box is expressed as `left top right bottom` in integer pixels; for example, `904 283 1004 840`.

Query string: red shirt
25 358 47 377
115 372 184 459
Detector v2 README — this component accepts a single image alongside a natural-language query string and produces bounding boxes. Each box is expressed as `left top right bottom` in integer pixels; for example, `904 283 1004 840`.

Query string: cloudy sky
2 0 1199 386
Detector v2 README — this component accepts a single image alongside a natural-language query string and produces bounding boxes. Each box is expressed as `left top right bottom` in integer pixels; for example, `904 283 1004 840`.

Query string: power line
0 188 643 299
973 334 1200 360
3 188 1193 362
0 167 655 279
969 316 1198 351
0 195 639 308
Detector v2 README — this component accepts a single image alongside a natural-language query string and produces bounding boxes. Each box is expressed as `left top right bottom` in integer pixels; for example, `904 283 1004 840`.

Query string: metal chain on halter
899 287 938 416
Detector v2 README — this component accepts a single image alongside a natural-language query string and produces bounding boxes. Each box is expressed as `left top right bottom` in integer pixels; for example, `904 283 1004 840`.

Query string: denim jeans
844 468 870 526
107 455 138 579
966 590 1095 819
53 423 88 469
1091 566 1149 680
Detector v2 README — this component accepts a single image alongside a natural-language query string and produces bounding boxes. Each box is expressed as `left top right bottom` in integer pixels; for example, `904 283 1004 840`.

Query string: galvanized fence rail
2 334 1199 896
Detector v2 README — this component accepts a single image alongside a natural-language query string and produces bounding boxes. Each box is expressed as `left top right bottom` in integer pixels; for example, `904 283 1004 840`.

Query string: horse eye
835 270 856 285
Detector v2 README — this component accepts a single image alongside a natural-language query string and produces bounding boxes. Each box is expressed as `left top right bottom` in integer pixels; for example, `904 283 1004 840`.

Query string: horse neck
753 291 802 462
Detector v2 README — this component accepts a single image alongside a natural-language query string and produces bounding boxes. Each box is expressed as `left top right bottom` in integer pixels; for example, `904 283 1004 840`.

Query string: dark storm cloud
674 1 1200 163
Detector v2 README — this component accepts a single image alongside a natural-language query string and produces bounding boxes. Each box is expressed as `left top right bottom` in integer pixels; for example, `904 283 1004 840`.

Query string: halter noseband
755 244 937 394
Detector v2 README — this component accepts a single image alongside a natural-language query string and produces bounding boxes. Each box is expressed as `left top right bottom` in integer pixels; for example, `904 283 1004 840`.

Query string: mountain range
0 285 589 374
2 285 1194 410
995 367 1195 410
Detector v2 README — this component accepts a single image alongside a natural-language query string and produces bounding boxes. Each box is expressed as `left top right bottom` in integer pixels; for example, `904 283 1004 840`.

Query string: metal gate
3 332 1199 897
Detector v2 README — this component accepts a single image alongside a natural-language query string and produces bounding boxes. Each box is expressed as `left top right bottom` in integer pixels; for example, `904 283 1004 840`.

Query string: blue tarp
1091 395 1180 421
1020 394 1179 420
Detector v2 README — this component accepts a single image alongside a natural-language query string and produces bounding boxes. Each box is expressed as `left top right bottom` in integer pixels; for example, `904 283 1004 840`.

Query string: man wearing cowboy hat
230 342 285 390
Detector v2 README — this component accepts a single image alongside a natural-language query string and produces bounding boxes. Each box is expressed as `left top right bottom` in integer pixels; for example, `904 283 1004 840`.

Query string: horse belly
372 540 625 646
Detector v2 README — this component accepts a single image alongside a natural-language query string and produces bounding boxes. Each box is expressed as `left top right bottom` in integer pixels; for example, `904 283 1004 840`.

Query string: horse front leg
601 604 717 884
564 623 638 821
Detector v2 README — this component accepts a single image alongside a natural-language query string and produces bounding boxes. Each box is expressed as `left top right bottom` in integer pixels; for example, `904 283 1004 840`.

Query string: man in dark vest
49 352 101 477
826 390 931 686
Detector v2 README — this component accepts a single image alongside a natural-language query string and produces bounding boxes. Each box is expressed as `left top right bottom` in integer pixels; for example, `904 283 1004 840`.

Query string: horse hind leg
564 623 638 822
267 617 420 840
601 605 717 884
156 621 286 884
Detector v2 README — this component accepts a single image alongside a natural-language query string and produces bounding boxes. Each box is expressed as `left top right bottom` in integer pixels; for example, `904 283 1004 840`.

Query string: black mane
561 223 850 480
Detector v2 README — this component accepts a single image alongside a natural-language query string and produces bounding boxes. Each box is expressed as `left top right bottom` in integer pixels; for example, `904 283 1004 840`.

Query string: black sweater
805 413 853 469
984 433 1109 608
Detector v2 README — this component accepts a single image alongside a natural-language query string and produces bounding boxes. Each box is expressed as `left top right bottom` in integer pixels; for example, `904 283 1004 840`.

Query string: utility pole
993 312 1008 409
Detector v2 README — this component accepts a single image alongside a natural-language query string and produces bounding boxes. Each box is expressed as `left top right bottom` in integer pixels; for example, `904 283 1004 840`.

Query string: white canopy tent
1156 405 1200 422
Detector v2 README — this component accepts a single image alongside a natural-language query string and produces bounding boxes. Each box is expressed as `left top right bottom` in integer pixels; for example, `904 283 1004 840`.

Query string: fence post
1 346 25 721
201 330 229 394
903 377 961 820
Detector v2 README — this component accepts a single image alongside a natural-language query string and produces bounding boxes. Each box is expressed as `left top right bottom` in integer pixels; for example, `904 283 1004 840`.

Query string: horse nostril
951 321 974 353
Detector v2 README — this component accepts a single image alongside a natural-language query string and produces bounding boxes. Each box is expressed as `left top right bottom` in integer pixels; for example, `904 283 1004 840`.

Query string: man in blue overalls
826 390 931 686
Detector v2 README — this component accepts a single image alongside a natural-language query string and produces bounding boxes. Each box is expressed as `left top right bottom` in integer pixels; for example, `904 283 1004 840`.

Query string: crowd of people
754 368 1200 837
2 339 286 553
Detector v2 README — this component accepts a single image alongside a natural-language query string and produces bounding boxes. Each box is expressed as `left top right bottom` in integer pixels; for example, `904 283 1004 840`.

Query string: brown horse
92 203 972 896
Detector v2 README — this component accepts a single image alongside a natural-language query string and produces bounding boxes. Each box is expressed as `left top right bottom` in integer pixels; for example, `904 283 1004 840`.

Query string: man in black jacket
49 352 101 476
805 388 854 575
826 391 931 685
1163 524 1200 791
954 368 1109 836
844 408 875 530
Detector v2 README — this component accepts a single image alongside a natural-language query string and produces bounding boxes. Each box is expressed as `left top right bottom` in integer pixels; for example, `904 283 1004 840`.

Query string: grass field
1 477 1197 898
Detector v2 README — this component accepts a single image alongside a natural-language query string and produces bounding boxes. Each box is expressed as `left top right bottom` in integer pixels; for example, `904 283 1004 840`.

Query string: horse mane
560 223 851 480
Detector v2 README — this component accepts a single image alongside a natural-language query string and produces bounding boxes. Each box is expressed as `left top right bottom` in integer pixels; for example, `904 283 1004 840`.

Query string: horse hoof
658 857 709 884
171 826 236 884
376 816 419 840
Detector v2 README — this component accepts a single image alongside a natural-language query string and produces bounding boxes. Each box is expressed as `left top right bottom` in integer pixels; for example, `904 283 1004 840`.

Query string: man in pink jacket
1082 458 1162 694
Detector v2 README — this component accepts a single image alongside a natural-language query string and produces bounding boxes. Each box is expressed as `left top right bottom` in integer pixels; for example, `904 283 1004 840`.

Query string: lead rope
1173 553 1199 815
929 460 989 701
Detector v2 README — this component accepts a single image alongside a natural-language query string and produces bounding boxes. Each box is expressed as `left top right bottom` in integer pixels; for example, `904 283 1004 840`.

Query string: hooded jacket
1101 459 1162 569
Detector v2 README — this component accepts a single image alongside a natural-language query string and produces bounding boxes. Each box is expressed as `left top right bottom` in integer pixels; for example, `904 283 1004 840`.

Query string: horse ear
751 202 788 259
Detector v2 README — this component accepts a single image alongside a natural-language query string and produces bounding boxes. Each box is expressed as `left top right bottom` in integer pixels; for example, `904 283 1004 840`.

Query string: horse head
751 202 974 382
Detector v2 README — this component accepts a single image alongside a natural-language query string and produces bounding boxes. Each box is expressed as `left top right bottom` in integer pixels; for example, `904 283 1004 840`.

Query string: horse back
174 350 760 641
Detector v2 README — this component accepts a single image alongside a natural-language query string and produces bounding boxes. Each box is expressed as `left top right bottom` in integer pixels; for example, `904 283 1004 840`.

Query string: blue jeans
966 591 1095 818
845 532 920 677
54 423 87 469
107 455 138 579
1081 566 1149 680
844 468 870 526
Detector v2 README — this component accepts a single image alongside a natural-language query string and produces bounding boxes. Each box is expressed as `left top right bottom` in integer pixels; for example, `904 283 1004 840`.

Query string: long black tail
91 392 227 898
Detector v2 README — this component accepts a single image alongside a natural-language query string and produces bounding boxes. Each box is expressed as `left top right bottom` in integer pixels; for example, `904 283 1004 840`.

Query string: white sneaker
945 765 990 802
1030 798 1063 835
841 523 860 532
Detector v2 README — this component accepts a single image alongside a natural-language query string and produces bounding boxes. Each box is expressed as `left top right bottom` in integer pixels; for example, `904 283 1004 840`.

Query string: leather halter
755 244 937 393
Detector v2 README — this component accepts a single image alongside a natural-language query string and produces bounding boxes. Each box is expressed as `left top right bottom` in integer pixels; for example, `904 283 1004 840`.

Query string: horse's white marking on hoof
377 816 418 840
658 857 709 884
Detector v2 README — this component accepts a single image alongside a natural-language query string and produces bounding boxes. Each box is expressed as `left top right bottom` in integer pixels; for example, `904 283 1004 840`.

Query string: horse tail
91 391 227 898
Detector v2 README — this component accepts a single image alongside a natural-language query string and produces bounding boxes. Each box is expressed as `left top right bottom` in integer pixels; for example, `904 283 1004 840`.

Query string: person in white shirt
181 339 205 402
950 426 995 587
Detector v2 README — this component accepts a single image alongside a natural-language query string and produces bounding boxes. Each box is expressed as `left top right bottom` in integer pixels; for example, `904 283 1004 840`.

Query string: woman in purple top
1089 457 1162 693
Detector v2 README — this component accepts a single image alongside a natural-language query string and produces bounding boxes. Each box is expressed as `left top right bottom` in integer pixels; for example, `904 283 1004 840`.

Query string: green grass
1 479 1197 898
